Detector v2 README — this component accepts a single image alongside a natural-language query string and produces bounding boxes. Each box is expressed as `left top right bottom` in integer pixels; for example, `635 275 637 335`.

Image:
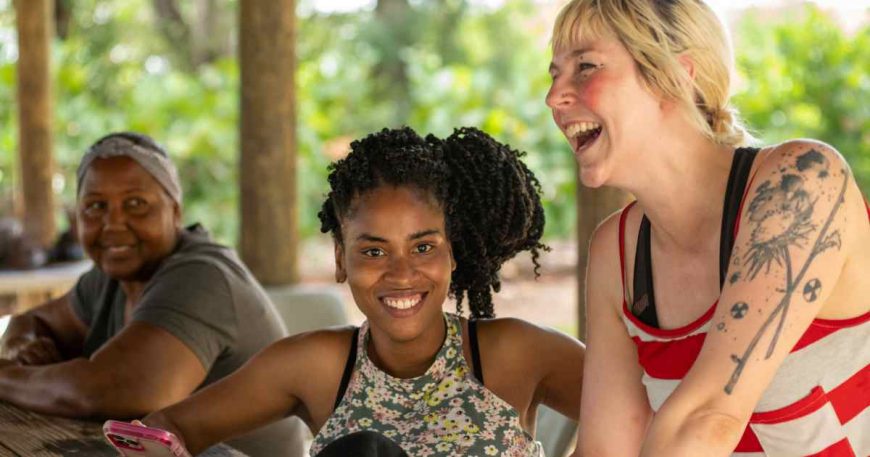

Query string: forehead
342 186 445 236
79 156 164 194
551 34 624 64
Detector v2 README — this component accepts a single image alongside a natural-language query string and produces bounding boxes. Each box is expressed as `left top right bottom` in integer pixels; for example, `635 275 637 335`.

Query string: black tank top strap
468 319 484 385
632 216 659 327
334 327 360 411
631 147 760 328
719 147 759 287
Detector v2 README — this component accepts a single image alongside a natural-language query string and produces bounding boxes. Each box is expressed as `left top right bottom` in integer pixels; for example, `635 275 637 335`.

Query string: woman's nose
104 204 126 228
545 78 575 110
385 255 415 284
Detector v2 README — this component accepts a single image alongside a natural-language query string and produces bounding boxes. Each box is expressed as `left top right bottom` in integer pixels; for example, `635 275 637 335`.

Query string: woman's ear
678 53 696 80
659 53 696 112
172 202 183 230
334 242 347 283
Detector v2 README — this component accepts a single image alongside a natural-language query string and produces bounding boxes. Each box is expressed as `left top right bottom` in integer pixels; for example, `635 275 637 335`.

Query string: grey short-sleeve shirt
70 224 307 456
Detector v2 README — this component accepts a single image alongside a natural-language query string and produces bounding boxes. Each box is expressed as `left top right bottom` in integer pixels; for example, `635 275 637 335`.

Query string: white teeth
383 294 422 310
565 121 601 138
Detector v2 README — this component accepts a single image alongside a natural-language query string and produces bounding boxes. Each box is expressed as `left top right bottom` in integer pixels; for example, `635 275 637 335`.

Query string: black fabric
719 147 760 286
334 327 360 411
468 319 484 384
314 431 409 457
631 147 760 328
631 216 659 327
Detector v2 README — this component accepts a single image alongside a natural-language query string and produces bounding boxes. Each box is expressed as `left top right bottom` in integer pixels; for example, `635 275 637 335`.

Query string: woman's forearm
142 410 196 453
0 358 104 417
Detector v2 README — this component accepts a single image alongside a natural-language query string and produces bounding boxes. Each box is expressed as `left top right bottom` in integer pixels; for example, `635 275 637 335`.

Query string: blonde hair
552 0 755 146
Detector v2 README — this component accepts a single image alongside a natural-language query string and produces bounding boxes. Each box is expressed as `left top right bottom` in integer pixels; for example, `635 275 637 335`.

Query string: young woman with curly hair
135 126 584 456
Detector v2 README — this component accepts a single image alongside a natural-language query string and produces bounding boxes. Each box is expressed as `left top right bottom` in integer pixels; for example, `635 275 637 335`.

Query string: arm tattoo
723 149 848 394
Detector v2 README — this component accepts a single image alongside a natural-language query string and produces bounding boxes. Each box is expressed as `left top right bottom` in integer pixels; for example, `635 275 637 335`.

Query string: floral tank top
310 313 544 457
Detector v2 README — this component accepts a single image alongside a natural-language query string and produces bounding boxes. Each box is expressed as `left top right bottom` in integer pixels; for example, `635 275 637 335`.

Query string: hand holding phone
103 420 192 457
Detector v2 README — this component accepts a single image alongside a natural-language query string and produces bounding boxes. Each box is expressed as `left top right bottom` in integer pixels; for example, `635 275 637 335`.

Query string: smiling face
77 156 181 282
335 185 455 345
546 32 668 188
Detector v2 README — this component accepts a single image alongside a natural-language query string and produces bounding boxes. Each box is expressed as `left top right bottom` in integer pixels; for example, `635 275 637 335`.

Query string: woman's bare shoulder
262 326 355 371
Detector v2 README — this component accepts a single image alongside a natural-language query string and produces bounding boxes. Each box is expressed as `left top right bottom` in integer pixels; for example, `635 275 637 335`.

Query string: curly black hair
318 126 547 319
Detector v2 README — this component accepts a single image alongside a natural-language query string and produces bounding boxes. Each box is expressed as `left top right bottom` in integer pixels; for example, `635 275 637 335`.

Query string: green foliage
733 6 869 193
294 0 578 240
0 0 866 247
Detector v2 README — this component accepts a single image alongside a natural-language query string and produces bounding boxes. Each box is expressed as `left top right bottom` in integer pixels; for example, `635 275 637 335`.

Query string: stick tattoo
723 149 848 394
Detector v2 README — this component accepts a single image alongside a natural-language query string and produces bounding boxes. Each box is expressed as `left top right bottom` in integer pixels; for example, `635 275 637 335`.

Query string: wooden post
575 175 631 341
14 0 56 249
239 0 298 285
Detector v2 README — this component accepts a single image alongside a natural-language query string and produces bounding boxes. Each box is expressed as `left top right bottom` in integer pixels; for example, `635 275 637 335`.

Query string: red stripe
750 386 828 424
828 363 870 424
623 300 716 339
733 425 764 452
792 324 842 353
793 312 870 352
814 311 870 328
805 438 857 457
632 333 707 379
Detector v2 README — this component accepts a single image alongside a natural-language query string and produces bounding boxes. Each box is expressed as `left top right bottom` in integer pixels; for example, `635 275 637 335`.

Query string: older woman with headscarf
0 132 307 457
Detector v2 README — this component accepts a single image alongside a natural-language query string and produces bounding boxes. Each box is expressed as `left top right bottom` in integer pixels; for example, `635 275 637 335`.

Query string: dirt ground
297 238 581 336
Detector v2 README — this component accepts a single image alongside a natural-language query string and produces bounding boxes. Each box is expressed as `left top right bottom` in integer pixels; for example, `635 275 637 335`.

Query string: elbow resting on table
42 386 102 419
38 366 112 418
28 360 150 419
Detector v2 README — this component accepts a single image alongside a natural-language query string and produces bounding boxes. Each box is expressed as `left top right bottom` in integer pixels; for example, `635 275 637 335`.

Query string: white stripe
843 405 870 457
621 314 711 342
640 374 680 412
754 320 870 412
749 402 846 456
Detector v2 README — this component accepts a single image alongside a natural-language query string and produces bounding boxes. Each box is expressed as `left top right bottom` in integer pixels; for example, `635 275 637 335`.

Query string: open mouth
381 293 425 310
101 244 136 256
565 122 602 152
379 292 428 316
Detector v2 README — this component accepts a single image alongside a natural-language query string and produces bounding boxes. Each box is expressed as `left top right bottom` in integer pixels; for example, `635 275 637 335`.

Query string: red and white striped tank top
616 200 870 456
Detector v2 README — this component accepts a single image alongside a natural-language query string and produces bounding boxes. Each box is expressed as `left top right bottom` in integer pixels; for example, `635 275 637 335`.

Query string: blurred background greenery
0 0 866 248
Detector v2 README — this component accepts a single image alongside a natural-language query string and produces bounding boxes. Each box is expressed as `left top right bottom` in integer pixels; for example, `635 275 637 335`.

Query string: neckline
622 147 760 333
358 313 465 389
622 298 718 337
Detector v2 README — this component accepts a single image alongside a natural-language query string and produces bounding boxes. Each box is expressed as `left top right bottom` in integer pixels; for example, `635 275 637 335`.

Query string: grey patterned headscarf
76 132 182 205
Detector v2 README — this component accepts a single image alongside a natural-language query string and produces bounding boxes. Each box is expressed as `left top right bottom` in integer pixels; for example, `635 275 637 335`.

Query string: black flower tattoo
724 149 847 394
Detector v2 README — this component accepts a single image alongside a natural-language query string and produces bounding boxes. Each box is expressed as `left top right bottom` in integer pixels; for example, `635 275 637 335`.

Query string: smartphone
103 420 192 457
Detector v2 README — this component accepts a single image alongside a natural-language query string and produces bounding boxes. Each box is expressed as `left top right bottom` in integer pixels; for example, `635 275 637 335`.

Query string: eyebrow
409 229 442 240
549 48 592 73
355 229 443 243
80 187 152 197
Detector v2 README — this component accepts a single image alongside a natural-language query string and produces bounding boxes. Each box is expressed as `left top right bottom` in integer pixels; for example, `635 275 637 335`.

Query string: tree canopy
0 0 866 246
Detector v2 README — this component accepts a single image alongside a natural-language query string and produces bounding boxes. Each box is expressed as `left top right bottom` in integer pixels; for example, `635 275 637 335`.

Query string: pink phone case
103 420 192 457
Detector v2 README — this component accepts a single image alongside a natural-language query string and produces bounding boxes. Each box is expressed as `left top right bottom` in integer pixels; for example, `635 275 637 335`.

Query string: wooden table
0 401 247 456
0 261 92 316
